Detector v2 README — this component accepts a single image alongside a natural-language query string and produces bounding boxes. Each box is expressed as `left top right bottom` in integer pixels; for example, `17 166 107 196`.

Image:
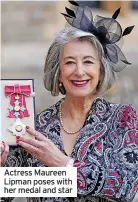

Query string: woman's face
59 39 101 98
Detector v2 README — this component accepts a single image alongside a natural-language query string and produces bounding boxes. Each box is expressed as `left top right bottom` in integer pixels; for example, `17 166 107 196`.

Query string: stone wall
1 1 67 43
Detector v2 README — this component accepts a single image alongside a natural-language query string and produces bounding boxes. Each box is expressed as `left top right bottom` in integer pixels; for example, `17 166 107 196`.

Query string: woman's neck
62 94 97 120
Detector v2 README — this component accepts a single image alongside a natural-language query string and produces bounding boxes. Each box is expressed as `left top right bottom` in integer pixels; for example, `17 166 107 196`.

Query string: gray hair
44 27 117 96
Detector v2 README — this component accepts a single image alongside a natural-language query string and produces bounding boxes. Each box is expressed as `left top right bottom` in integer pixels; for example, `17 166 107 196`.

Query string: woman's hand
17 126 69 167
0 142 9 167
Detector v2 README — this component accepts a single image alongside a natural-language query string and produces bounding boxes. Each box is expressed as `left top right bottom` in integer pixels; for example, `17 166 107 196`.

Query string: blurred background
1 1 138 201
1 0 138 114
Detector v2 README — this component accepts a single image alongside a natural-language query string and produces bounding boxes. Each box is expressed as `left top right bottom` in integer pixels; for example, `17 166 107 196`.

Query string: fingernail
23 148 27 152
16 136 20 140
2 141 5 149
26 126 30 130
16 140 20 144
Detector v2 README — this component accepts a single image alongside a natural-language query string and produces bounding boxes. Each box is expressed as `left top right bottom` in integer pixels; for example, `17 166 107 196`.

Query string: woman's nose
74 62 85 77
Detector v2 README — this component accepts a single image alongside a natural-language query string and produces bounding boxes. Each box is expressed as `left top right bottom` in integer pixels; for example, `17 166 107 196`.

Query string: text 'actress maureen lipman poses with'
1 1 138 202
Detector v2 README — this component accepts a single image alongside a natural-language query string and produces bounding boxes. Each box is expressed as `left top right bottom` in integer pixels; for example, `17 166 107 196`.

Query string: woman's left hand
16 126 69 167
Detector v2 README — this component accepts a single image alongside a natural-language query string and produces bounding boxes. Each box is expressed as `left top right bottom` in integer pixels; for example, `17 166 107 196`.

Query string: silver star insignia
13 111 20 118
20 106 26 112
8 105 14 111
8 118 26 136
14 100 21 106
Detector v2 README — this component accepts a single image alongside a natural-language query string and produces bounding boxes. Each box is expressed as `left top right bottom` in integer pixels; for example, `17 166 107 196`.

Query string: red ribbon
5 84 31 96
5 84 31 118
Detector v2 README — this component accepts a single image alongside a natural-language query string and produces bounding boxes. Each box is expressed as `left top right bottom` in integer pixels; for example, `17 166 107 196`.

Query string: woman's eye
84 60 93 64
65 61 75 65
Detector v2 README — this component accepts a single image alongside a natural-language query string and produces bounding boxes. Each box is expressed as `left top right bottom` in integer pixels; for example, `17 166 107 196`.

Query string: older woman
1 2 138 202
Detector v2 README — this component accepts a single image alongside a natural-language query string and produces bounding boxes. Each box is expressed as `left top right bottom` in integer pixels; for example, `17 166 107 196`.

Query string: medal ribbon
5 84 31 118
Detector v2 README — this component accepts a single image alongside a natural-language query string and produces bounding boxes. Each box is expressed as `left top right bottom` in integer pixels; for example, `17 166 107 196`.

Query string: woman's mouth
71 80 90 87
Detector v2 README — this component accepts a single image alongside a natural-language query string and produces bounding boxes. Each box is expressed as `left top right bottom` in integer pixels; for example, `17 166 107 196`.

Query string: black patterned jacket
3 97 138 202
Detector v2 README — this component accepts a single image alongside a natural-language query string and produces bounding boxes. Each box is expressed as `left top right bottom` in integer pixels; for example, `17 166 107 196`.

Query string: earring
59 82 66 95
96 80 102 90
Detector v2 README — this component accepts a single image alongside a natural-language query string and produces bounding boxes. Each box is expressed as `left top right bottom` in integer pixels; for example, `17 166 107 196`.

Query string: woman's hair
44 27 117 96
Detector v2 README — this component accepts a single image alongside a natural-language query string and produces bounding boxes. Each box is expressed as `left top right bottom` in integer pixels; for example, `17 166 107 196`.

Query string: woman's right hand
0 142 9 167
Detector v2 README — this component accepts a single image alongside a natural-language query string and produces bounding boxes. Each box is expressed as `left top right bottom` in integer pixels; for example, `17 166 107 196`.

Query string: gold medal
14 105 20 111
15 125 23 132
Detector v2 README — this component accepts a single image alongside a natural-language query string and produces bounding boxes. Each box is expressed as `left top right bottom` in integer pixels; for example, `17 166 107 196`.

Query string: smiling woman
1 1 138 202
44 28 117 97
59 38 101 97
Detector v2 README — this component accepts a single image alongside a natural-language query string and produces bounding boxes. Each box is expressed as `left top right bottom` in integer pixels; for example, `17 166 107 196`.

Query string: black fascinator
61 0 135 72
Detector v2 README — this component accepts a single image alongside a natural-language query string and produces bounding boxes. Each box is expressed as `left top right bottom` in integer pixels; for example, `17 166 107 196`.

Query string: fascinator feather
61 1 135 72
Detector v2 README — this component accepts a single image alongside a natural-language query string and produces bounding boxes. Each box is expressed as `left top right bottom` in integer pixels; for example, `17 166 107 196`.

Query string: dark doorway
132 1 138 9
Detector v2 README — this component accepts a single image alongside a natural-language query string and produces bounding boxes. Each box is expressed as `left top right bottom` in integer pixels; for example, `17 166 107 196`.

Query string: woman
1 2 138 202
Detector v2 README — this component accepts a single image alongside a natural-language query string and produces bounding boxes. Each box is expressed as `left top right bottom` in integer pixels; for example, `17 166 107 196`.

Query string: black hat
61 1 135 72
